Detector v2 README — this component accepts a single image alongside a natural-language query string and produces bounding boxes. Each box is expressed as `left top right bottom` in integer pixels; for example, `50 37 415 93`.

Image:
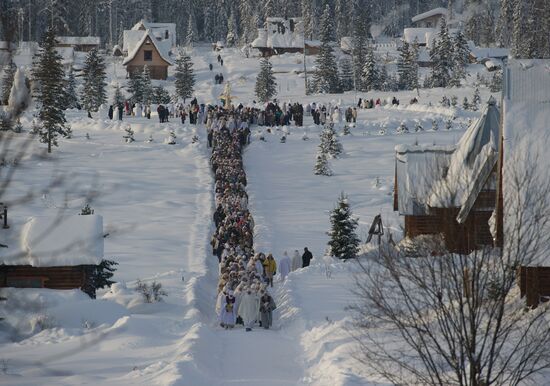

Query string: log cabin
123 29 173 80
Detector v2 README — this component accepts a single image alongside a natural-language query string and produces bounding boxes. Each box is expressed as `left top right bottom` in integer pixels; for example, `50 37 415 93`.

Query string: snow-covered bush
135 280 167 303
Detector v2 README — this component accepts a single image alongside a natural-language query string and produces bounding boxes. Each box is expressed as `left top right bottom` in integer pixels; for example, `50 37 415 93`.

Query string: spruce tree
397 41 412 90
327 192 360 260
31 27 67 153
174 51 195 102
351 3 368 92
1 61 17 105
141 65 153 105
113 84 125 106
362 48 379 91
123 125 135 143
320 123 343 158
152 85 171 104
449 31 469 88
472 87 481 111
226 9 237 47
64 69 79 109
339 58 354 92
314 150 332 176
89 259 118 292
429 18 453 88
185 13 197 48
313 4 340 94
80 49 107 113
255 57 277 102
128 71 145 104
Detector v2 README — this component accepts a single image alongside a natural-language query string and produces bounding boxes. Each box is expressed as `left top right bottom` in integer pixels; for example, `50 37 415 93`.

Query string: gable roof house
122 29 173 80
252 17 320 57
412 7 448 28
0 215 105 298
394 98 501 254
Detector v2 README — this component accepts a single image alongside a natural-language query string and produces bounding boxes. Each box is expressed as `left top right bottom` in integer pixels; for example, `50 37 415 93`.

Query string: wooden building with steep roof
122 29 173 80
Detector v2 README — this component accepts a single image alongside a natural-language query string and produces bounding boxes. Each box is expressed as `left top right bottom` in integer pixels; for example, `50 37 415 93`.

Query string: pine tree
89 259 118 292
174 51 195 102
63 69 79 109
351 2 368 91
255 57 277 102
128 71 145 104
113 84 125 106
123 125 135 143
463 96 470 110
226 9 237 47
472 87 481 111
141 65 153 105
302 0 314 41
1 61 17 105
429 18 453 88
449 31 469 87
32 27 67 153
327 192 360 260
320 123 343 158
80 49 107 112
313 5 340 94
339 58 354 92
314 150 332 176
397 41 412 90
185 12 197 48
152 85 171 104
362 48 379 91
490 71 503 92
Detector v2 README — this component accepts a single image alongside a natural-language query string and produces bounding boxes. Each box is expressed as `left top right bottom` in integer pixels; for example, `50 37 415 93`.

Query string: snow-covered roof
55 46 74 65
122 29 173 66
131 20 176 48
485 59 502 70
340 37 352 53
468 42 509 60
252 18 305 49
412 7 448 23
56 36 100 46
428 98 500 222
0 215 104 267
395 145 455 216
403 28 435 46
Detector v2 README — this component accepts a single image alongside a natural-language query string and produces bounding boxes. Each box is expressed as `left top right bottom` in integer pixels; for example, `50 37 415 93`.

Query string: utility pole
303 34 308 95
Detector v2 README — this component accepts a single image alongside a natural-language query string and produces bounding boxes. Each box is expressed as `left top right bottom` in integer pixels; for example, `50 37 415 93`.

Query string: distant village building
122 20 175 80
56 36 100 52
0 215 104 298
122 30 173 80
394 99 500 254
252 17 320 57
411 7 448 28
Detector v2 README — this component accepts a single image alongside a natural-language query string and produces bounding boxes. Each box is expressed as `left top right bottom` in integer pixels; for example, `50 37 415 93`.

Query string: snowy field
0 45 497 385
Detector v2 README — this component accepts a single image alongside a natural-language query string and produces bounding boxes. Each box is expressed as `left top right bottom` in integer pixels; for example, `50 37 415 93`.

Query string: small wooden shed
0 215 104 298
394 99 500 254
123 29 172 80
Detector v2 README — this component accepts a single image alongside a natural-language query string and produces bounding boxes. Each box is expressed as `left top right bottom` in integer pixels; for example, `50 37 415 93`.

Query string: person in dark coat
302 247 313 268
118 103 123 120
259 292 276 329
215 74 220 84
220 58 224 66
209 63 213 71
157 105 164 123
108 105 113 120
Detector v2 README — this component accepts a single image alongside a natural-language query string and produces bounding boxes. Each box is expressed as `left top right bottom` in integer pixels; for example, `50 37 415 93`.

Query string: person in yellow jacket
263 254 277 287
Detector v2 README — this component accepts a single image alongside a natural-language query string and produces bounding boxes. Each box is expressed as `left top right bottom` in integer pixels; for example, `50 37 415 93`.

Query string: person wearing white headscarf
220 290 237 329
291 250 302 271
279 251 291 281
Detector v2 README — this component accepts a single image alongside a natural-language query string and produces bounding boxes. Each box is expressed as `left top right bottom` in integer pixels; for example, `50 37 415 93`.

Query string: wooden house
56 36 100 52
122 29 173 80
394 98 500 254
411 7 448 28
252 17 320 57
0 215 104 298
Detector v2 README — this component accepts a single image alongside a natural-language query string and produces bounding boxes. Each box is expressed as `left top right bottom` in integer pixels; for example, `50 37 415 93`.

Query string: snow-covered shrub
135 280 167 303
123 125 135 143
166 130 177 145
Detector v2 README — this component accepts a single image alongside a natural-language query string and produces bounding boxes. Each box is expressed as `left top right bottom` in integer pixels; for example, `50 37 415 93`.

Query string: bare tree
351 148 550 386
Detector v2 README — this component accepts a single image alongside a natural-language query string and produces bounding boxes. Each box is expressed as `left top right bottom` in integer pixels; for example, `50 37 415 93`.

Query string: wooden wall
518 266 550 308
0 265 96 298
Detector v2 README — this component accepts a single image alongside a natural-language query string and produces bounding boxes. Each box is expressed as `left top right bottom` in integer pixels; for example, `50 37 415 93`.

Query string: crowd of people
209 113 314 331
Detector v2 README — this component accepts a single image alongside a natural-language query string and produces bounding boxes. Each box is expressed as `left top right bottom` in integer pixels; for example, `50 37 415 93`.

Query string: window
144 50 153 61
165 30 169 39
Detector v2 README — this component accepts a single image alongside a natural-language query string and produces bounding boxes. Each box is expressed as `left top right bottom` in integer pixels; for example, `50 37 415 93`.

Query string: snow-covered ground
0 45 496 385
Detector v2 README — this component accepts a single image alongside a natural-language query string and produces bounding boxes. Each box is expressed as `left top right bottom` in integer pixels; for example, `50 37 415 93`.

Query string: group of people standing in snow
211 125 277 331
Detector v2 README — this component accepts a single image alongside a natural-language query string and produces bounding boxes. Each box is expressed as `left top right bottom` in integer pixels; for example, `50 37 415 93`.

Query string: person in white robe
238 289 260 331
291 250 302 271
279 251 292 281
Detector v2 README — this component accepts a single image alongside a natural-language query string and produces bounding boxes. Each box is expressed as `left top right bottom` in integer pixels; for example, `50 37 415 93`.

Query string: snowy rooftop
56 36 100 46
0 215 104 267
123 29 173 66
428 99 500 220
411 7 448 23
468 42 509 60
395 145 455 216
403 28 435 45
130 20 176 48
252 17 305 49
